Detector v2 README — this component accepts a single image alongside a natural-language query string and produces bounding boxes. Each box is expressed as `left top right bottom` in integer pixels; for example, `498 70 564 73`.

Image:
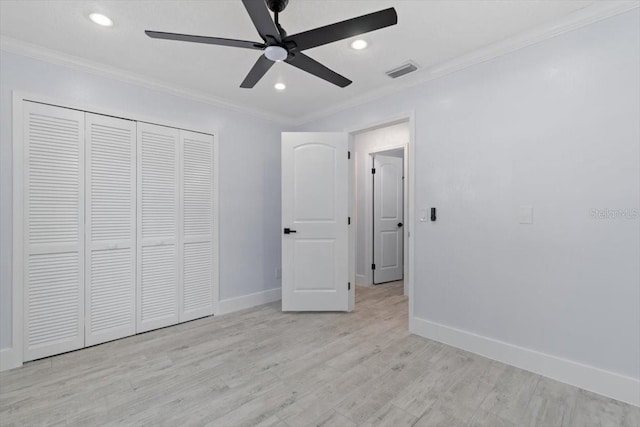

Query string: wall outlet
275 267 282 279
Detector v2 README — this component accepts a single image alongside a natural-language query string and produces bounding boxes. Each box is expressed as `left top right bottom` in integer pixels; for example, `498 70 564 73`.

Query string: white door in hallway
281 132 350 311
373 155 404 284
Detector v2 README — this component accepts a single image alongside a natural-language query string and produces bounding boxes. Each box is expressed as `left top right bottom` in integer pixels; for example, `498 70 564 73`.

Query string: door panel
23 102 85 361
137 122 180 332
373 155 404 284
282 132 349 311
180 130 215 322
293 144 336 221
293 239 336 290
87 248 134 340
182 242 213 315
381 231 400 267
85 113 136 346
140 245 178 322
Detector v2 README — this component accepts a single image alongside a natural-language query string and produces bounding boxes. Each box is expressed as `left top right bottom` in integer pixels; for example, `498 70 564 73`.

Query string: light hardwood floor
1 282 638 426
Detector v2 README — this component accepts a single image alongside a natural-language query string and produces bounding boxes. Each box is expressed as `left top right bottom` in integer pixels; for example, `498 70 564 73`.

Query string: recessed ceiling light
274 82 286 91
89 13 113 27
350 39 368 50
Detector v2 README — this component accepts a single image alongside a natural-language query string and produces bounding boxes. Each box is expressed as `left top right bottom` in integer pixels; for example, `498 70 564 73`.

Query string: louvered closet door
180 130 215 322
137 122 180 333
85 113 136 346
23 102 85 361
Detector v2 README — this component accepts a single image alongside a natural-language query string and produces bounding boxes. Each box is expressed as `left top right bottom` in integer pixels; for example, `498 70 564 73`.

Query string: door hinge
348 282 351 290
371 167 376 174
348 216 351 225
372 263 376 270
348 151 351 159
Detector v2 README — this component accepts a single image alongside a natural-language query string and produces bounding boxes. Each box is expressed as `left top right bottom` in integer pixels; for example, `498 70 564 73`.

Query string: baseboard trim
217 288 281 315
410 316 640 407
0 347 22 372
356 274 369 287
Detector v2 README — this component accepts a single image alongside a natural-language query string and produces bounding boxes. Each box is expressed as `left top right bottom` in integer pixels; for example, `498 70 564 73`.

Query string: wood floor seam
1 281 638 426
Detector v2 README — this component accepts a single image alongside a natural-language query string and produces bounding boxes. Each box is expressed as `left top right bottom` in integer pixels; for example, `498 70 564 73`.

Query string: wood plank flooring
1 282 638 426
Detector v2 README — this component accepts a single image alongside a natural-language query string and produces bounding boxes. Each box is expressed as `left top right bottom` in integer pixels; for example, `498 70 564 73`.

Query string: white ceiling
0 0 627 122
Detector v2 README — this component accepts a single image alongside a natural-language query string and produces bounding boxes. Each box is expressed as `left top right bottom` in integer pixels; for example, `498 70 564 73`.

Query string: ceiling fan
145 0 397 88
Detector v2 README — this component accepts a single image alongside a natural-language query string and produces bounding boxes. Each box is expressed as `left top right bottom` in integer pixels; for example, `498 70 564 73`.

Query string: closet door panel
23 102 85 361
180 131 214 322
137 122 180 333
85 113 136 346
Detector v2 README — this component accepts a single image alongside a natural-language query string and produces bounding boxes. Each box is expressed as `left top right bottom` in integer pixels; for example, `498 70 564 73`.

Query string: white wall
353 123 409 286
0 50 283 351
296 10 640 404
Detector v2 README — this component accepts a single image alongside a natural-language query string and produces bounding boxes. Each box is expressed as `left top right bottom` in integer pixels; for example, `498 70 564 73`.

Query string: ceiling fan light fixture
274 82 286 91
89 12 113 27
265 46 288 62
350 39 368 50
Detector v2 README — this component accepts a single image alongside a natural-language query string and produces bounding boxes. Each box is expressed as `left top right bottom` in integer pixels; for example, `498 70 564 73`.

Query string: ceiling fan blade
285 52 352 88
286 7 397 51
241 0 281 43
240 55 275 88
145 31 265 50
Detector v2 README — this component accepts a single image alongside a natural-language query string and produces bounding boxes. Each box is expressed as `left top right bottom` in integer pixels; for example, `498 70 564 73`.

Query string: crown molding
0 36 295 126
1 1 637 128
292 1 640 127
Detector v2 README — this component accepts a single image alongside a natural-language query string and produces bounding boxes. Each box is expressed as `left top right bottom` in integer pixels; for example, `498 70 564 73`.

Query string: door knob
397 222 403 227
284 228 297 234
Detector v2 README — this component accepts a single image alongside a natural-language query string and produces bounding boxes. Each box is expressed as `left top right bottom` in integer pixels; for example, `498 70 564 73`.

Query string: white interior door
23 102 85 361
373 155 404 284
137 122 180 332
281 132 350 311
180 130 215 322
85 113 136 346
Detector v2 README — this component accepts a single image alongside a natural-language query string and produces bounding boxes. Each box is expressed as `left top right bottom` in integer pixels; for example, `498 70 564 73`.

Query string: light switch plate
519 205 533 224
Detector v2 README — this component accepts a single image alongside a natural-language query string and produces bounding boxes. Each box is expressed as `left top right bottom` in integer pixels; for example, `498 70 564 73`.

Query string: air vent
385 61 419 79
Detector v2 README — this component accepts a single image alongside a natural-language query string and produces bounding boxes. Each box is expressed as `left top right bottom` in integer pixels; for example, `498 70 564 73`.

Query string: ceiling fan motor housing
266 0 289 13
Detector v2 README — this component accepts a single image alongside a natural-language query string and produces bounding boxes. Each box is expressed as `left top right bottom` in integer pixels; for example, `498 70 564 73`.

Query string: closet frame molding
9 91 220 371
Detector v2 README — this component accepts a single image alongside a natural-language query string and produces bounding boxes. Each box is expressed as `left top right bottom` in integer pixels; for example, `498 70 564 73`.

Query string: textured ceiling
1 0 610 121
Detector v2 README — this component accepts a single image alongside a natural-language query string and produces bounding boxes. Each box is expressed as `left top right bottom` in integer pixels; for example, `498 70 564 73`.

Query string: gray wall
0 50 283 350
296 10 640 380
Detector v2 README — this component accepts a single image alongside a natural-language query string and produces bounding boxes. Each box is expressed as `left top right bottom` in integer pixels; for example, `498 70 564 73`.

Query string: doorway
350 119 410 295
280 114 414 314
372 148 404 284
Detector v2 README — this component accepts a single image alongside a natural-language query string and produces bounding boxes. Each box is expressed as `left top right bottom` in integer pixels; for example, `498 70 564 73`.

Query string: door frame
7 91 220 371
347 112 415 320
371 149 406 286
